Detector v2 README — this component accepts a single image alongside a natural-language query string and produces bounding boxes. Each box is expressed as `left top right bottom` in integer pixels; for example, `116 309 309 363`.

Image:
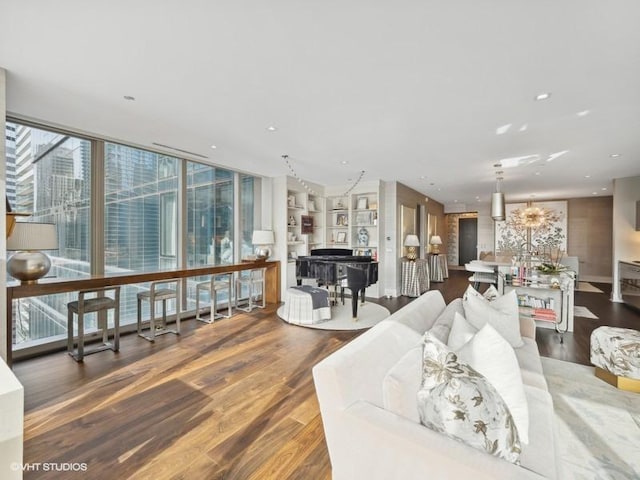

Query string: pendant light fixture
491 170 506 221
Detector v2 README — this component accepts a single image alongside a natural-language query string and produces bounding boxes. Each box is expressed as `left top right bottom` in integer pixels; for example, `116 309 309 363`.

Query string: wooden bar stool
67 286 120 362
195 274 233 323
235 267 266 312
137 280 181 342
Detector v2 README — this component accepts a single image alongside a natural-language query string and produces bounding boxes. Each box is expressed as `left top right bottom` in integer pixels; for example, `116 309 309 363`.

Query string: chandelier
520 206 546 228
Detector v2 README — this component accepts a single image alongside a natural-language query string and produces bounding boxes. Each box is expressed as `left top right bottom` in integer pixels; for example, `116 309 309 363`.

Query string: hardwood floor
13 270 640 479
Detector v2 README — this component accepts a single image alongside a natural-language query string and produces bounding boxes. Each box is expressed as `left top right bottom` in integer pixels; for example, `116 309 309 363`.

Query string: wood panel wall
567 196 613 281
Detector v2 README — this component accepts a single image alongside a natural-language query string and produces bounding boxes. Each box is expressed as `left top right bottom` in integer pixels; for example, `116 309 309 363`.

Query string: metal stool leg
137 296 143 336
77 311 85 362
67 309 74 356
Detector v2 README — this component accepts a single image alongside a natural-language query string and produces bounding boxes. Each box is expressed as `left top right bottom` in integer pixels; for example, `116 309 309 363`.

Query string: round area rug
277 301 391 331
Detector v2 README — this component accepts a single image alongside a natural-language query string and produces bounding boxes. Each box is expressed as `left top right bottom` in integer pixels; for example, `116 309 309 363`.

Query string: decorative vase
357 227 369 247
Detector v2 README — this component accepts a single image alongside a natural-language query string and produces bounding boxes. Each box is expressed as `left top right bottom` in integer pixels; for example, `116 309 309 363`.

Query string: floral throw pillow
417 332 521 464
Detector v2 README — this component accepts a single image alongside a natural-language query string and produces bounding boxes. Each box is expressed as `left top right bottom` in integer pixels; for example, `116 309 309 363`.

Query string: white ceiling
2 1 640 207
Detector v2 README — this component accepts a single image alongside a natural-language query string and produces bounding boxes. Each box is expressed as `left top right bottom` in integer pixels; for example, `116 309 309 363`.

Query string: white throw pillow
465 284 499 302
447 312 477 351
457 324 530 444
417 332 521 463
463 288 523 347
382 346 423 423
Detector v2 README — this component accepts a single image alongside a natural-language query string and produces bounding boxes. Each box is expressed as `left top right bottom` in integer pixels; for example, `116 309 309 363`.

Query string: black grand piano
295 248 379 318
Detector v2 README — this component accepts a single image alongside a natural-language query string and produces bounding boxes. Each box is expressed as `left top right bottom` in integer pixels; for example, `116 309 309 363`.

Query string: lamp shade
7 222 58 251
404 234 420 247
429 235 442 246
252 230 274 245
491 192 506 221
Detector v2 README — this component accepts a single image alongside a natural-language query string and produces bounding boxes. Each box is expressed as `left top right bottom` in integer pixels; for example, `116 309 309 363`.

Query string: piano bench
282 286 331 325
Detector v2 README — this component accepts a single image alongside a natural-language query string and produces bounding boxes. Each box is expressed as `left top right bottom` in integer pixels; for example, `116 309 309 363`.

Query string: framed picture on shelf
336 231 347 243
301 215 314 234
308 200 315 212
336 213 348 226
357 196 369 210
288 195 296 207
356 211 373 226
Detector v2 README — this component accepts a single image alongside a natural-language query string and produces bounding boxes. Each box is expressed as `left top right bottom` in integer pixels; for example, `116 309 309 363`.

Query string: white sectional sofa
313 290 559 480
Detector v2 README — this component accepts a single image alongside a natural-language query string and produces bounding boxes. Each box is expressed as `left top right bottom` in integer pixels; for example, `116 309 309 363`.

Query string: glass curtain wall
5 120 260 352
185 162 234 310
6 122 91 345
104 143 179 326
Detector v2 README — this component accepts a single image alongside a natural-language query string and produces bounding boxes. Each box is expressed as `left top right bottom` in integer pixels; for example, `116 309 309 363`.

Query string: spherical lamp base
254 246 272 260
7 251 52 284
406 247 417 261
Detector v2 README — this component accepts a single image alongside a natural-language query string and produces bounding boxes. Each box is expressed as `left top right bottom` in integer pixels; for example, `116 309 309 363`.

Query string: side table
401 259 430 297
429 254 449 282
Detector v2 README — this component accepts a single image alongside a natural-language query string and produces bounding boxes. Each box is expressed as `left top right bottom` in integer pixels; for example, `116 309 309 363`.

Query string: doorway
458 217 477 266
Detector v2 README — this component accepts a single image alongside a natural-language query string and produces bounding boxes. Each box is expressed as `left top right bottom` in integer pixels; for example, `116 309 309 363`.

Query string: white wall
611 175 640 302
1 68 7 363
383 181 397 297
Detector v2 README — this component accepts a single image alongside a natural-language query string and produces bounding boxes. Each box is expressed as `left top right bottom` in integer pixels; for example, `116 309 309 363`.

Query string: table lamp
430 235 443 254
7 222 58 284
404 234 420 261
252 230 275 260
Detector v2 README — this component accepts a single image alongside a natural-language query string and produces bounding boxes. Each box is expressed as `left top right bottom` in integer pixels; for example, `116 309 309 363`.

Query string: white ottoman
282 286 331 325
590 326 640 392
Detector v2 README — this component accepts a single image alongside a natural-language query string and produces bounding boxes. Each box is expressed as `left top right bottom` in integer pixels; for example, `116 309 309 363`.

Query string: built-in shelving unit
325 182 384 297
273 176 326 292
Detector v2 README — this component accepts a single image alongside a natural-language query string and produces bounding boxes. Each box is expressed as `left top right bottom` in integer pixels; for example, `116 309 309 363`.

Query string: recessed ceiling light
535 92 551 101
584 175 591 178
454 199 458 203
519 124 528 132
266 126 277 132
420 175 426 179
601 187 607 191
210 145 217 149
610 153 621 158
123 95 135 101
577 110 590 117
341 160 349 165
592 192 598 195
437 187 441 191
535 172 541 176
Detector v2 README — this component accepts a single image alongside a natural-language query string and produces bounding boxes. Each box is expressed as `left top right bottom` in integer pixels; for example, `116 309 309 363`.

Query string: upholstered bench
281 286 331 325
590 326 640 392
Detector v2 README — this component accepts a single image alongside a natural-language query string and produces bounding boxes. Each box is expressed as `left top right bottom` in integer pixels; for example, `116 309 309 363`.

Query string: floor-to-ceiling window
7 122 91 346
104 143 180 325
5 120 261 354
185 162 235 309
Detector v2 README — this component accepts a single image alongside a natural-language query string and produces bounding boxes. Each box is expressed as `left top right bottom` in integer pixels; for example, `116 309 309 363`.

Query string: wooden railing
5 260 280 366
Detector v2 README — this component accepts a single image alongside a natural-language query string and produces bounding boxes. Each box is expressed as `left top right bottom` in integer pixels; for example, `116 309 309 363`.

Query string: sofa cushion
382 345 423 423
386 291 447 334
447 311 477 351
457 324 530 444
518 386 558 479
417 333 521 464
463 287 524 348
514 337 548 391
429 298 464 343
